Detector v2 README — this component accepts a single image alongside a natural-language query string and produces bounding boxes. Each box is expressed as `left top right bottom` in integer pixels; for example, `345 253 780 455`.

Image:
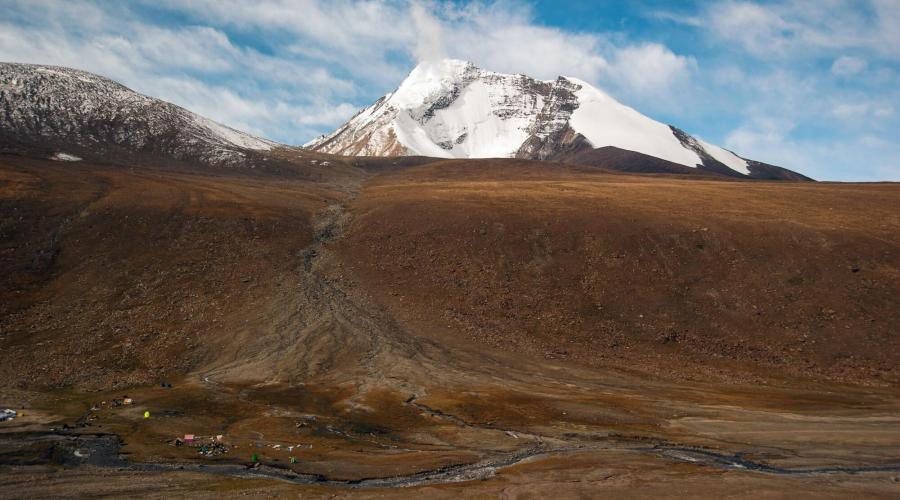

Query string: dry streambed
2 423 899 490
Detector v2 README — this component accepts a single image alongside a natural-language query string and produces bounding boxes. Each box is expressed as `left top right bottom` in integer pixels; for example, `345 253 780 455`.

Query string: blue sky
1 0 898 180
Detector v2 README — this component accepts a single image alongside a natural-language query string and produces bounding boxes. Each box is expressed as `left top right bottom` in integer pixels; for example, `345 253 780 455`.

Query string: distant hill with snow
307 59 810 180
0 63 277 168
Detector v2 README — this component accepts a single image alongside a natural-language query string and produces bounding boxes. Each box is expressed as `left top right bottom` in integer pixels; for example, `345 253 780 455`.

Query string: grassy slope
1 155 897 389
337 159 900 385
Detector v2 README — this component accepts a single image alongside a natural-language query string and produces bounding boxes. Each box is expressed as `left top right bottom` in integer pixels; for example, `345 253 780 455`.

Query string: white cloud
650 10 704 27
832 102 871 119
874 105 895 118
831 101 895 120
147 0 417 87
725 117 797 160
708 1 792 57
606 43 696 96
449 23 610 82
831 56 868 76
704 0 900 60
410 1 446 61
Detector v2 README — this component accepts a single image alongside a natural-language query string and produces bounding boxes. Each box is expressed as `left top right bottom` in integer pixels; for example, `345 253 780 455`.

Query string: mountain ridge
0 62 278 169
0 61 811 180
308 59 811 180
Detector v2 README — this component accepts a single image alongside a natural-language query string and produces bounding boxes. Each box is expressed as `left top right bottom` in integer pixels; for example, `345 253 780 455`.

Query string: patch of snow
567 77 702 168
51 152 82 161
36 66 96 84
193 116 274 151
698 139 750 175
394 112 454 158
430 80 532 158
303 135 327 148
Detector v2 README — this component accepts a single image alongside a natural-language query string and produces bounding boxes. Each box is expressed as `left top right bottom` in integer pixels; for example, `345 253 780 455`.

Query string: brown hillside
0 154 357 389
2 155 900 497
337 159 900 385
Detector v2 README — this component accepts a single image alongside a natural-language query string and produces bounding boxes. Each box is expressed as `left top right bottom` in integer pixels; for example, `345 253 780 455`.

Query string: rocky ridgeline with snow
0 61 807 180
0 63 276 167
308 59 808 180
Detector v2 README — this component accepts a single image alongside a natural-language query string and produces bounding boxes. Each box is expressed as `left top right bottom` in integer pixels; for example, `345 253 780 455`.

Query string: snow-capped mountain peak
308 59 807 179
390 59 476 109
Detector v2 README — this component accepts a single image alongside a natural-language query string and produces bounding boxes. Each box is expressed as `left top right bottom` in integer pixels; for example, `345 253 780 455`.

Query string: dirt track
1 155 899 497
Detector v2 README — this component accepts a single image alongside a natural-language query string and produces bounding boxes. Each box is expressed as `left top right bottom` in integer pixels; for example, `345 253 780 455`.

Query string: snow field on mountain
697 139 750 174
427 80 534 158
567 77 702 168
193 115 274 151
